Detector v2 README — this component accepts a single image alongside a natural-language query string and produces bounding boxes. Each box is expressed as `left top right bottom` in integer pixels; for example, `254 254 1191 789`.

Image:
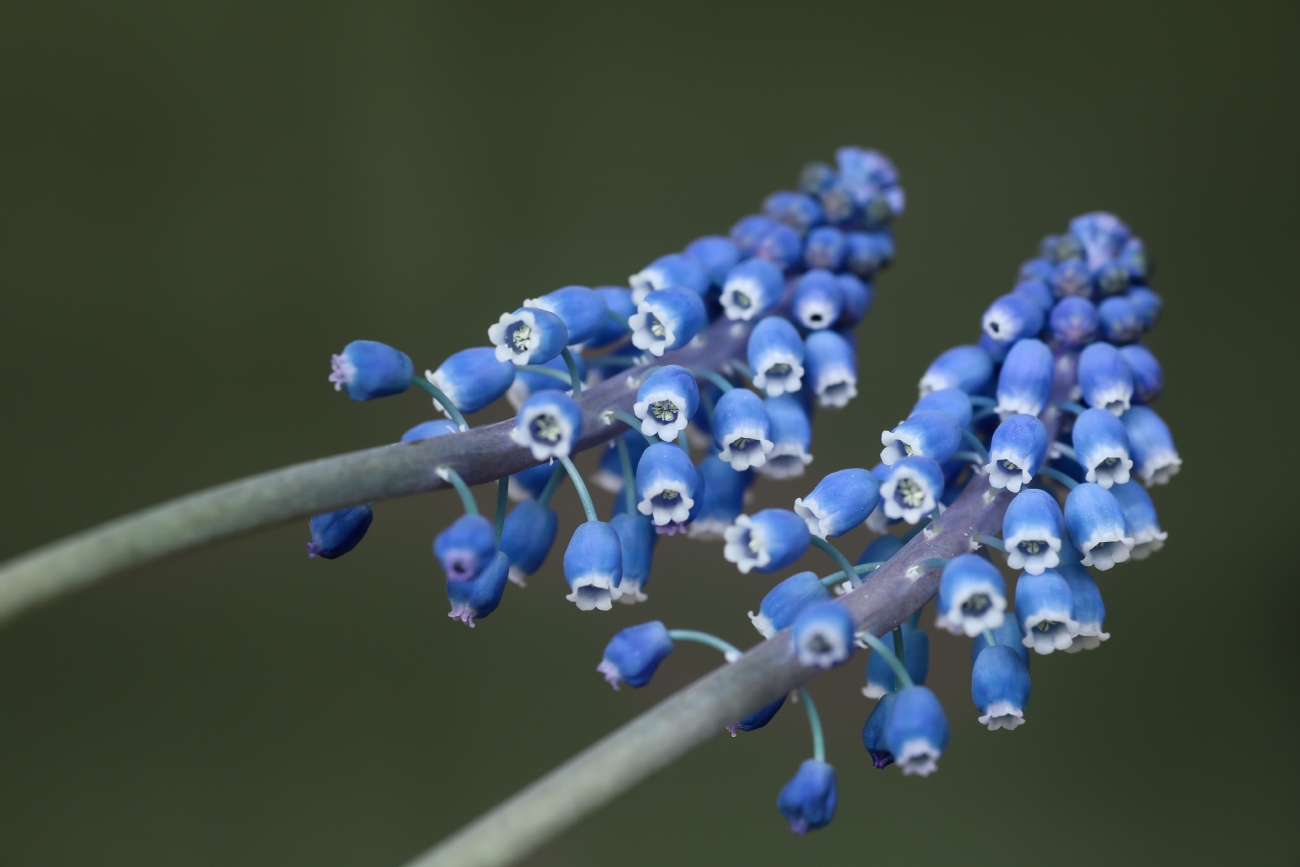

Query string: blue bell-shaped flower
728 695 786 736
630 287 708 357
803 225 846 271
1058 563 1110 652
720 257 784 321
723 508 811 574
971 643 1031 730
1049 296 1100 348
791 601 856 669
1071 407 1133 488
935 554 1007 637
446 550 510 627
1015 569 1080 654
1098 296 1143 344
972 616 1031 669
884 686 950 777
713 389 774 471
1013 278 1055 312
523 285 610 346
329 340 414 401
984 413 1049 493
982 293 1045 345
628 252 710 304
730 214 778 255
1070 212 1130 268
1064 482 1135 570
1049 258 1092 298
1119 344 1163 404
758 395 814 479
843 230 894 277
834 273 872 329
804 330 858 408
633 365 699 442
635 442 699 530
1002 488 1064 575
748 316 806 397
563 521 623 611
1109 481 1167 559
919 344 993 396
306 505 373 559
880 410 962 466
597 621 674 689
683 235 742 286
777 759 838 836
764 190 824 233
862 692 897 768
880 455 944 524
995 338 1054 418
748 571 830 638
498 499 559 587
792 269 843 331
510 391 584 461
425 347 516 417
1127 286 1162 329
1120 405 1182 486
910 387 973 429
1078 342 1134 416
755 222 803 270
434 514 497 582
863 624 929 698
689 454 751 539
487 307 569 366
1019 258 1054 282
400 419 460 442
609 512 656 604
793 468 880 539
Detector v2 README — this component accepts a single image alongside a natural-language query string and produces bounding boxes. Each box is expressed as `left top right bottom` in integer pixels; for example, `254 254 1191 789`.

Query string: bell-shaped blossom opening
935 554 1007 637
598 621 674 689
791 601 856 669
1058 563 1110 652
793 468 880 539
609 513 656 604
329 340 415 401
628 253 709 305
792 269 844 331
689 455 751 540
971 644 1031 730
777 759 838 836
523 285 610 346
880 456 944 524
488 307 569 366
713 388 774 471
881 410 962 466
719 257 784 321
633 365 700 441
629 287 708 357
804 330 858 408
982 293 1045 344
635 443 698 527
425 347 516 416
509 390 583 461
919 344 993 396
984 413 1049 493
723 509 810 574
1071 407 1133 488
749 571 829 638
446 550 510 627
757 395 814 479
434 514 497 583
910 387 973 430
1121 405 1182 486
1002 488 1064 575
1015 569 1080 654
748 316 806 397
884 686 950 777
1064 483 1135 571
563 521 623 611
1109 481 1167 560
1078 341 1134 416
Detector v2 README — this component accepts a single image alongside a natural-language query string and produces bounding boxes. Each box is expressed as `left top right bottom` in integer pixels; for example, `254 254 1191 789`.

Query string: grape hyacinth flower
919 344 993 396
719 257 784 321
764 190 824 233
1078 342 1134 416
1110 481 1168 559
748 316 806 397
1015 569 1080 654
995 338 1054 418
446 550 510 627
884 686 950 777
792 269 843 331
1070 212 1130 269
982 293 1045 345
712 388 774 471
306 505 373 559
689 455 751 539
1071 407 1134 488
628 253 710 304
834 273 872 329
863 625 929 698
425 347 516 417
803 225 846 270
793 468 880 539
400 419 460 442
633 365 699 442
777 760 838 836
1098 296 1143 345
755 222 803 270
984 413 1049 493
434 514 497 582
1013 278 1055 312
1058 563 1111 652
935 554 1007 637
748 571 830 638
510 391 584 461
635 442 698 529
609 512 656 604
683 235 741 287
972 617 1031 669
729 696 786 736
487 307 569 366
879 455 944 524
804 330 858 408
1120 344 1163 404
723 509 811 574
971 644 1032 731
911 387 973 430
758 395 814 479
844 230 894 277
523 285 609 346
1064 483 1135 570
862 692 897 768
791 601 855 669
880 410 962 466
730 214 777 255
1050 258 1093 298
499 499 559 587
329 340 414 401
1049 296 1100 348
1001 488 1064 574
598 621 674 689
1127 286 1163 329
563 520 623 611
630 287 708 357
1121 406 1182 485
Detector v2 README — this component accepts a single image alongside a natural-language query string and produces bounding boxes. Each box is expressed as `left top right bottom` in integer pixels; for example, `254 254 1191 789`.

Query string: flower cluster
310 153 1177 838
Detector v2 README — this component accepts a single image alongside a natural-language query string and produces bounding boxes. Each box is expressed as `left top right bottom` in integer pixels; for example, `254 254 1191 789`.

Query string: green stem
983 628 998 647
809 536 860 589
605 309 630 330
892 626 907 667
908 607 922 629
857 631 914 690
412 377 469 431
515 365 572 385
1038 465 1080 490
1056 400 1089 416
676 429 690 453
797 687 825 763
818 561 885 588
586 355 637 369
951 450 985 465
666 629 743 662
560 348 583 397
693 367 735 393
436 466 478 515
730 360 756 381
973 532 1006 553
558 456 598 523
615 435 637 516
494 478 509 541
906 556 950 579
1052 441 1078 461
610 409 654 445
537 464 565 506
968 395 997 408
959 429 989 463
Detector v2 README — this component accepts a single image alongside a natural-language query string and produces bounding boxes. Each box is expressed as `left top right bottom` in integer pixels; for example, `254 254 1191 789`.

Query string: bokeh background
2 3 1297 865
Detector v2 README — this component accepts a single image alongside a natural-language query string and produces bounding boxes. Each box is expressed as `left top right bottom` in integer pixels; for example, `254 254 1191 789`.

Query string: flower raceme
313 150 1178 839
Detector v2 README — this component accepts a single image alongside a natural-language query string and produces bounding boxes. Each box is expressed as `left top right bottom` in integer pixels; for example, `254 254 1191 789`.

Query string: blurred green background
2 3 1297 865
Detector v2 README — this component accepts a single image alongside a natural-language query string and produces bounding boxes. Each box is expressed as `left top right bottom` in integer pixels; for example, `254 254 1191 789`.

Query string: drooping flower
804 330 858 408
629 287 708 357
1015 569 1080 654
719 257 784 321
862 692 897 768
1001 488 1064 574
791 601 856 669
689 454 752 539
712 389 774 471
880 410 962 466
971 616 1031 670
1078 342 1134 416
982 293 1045 345
918 344 994 396
793 468 881 539
523 285 611 346
633 365 700 442
628 252 710 304
935 554 1007 637
433 514 497 582
758 395 814 479
425 347 516 416
329 340 414 401
446 550 510 627
971 643 1032 730
984 413 1049 493
509 391 584 461
487 307 570 366
1071 407 1133 488
792 269 843 331
749 571 830 638
995 338 1054 418
879 455 945 524
1109 480 1168 559
1058 563 1110 652
910 387 973 430
883 686 950 777
498 499 559 587
635 442 698 528
306 505 373 559
1120 405 1182 485
748 316 806 397
863 625 929 698
777 759 838 836
1119 344 1163 404
1064 482 1135 570
597 621 674 689
563 521 623 611
723 509 811 574
609 512 656 604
